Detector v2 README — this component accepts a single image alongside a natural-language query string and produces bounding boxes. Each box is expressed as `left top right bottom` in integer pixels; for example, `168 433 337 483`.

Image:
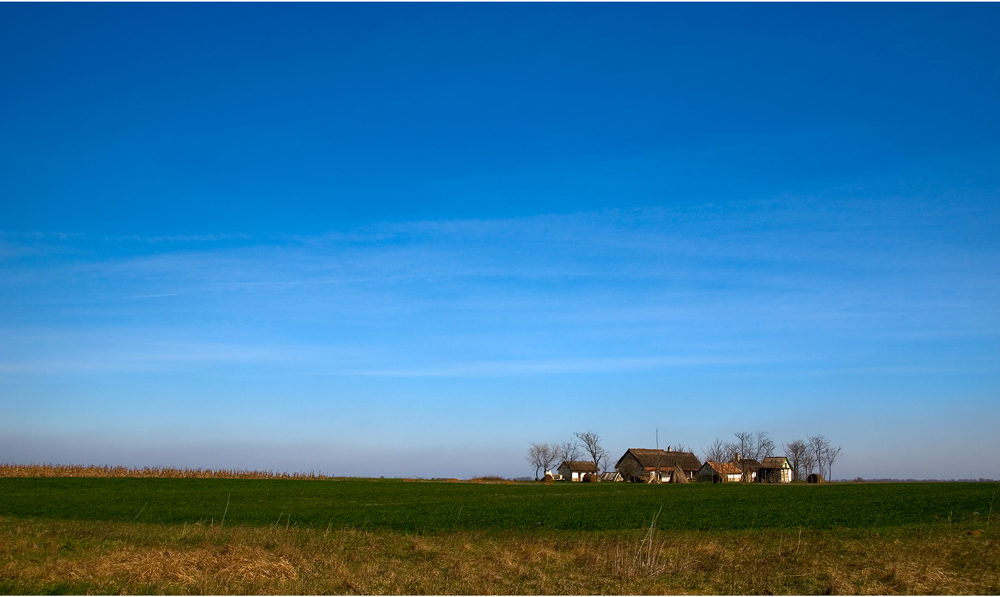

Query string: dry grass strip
2 516 998 594
0 463 329 480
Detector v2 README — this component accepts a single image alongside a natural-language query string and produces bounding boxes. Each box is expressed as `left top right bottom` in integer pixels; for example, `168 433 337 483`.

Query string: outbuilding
757 456 793 483
731 455 760 483
615 448 702 483
698 461 743 483
557 460 599 482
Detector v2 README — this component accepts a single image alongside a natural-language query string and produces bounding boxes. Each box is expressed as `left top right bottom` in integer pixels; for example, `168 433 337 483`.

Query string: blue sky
2 4 998 479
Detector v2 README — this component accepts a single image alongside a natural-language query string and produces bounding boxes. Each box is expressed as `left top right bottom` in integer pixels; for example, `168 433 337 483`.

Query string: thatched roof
731 457 760 471
559 460 598 473
617 448 702 472
760 457 791 469
702 461 742 475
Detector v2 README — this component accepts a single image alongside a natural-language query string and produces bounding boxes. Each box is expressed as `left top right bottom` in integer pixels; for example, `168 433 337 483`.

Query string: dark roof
760 457 790 469
731 457 760 470
701 461 742 475
617 448 702 472
559 460 598 473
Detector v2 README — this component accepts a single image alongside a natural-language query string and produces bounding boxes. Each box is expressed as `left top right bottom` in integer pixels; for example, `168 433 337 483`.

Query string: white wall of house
557 463 589 481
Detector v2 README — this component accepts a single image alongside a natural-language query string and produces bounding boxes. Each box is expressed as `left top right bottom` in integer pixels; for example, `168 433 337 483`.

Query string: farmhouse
615 448 702 483
698 461 743 483
757 456 793 483
557 460 598 482
731 454 760 482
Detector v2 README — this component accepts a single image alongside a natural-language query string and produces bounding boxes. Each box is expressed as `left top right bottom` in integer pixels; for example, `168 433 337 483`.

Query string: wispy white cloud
346 354 781 378
112 233 256 244
2 202 997 381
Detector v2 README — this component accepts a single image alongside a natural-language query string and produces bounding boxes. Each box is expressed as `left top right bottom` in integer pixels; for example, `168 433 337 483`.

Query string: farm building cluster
552 447 798 483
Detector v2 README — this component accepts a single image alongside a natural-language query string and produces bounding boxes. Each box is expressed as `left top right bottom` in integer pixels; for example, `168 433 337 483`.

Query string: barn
615 448 702 483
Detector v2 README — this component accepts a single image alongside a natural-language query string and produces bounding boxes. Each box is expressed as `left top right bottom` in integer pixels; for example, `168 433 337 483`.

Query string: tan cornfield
2 516 997 594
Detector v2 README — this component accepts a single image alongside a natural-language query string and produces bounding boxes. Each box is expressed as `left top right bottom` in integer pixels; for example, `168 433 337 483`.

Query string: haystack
807 473 825 484
668 467 688 483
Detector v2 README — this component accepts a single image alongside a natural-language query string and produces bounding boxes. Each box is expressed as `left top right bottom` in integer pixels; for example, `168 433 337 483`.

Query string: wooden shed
698 461 743 483
757 456 793 483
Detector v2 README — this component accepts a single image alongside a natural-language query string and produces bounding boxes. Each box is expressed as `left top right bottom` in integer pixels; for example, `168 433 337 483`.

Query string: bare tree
783 440 809 482
597 450 612 474
525 443 557 480
801 444 817 478
733 432 752 461
558 440 581 464
809 435 843 479
733 431 775 463
755 431 775 461
670 443 693 454
703 438 736 463
826 445 842 481
574 430 608 471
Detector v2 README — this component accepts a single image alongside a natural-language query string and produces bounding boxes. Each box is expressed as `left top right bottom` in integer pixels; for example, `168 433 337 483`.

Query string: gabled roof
701 461 742 475
617 448 702 472
760 456 791 469
559 460 598 473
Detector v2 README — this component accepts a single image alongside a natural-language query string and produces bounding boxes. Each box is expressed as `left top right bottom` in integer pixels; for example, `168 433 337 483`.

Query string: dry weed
60 545 297 587
1 516 998 594
0 463 329 480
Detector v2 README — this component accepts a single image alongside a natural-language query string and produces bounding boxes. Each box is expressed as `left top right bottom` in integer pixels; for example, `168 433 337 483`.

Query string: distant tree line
528 429 842 481
703 432 841 481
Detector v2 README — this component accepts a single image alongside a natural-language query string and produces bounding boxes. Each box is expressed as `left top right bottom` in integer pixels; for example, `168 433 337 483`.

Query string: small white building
557 460 598 481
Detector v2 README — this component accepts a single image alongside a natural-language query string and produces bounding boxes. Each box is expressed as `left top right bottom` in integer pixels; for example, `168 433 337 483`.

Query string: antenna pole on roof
656 428 659 450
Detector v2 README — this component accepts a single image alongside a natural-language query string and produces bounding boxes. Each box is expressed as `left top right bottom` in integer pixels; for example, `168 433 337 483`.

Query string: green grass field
2 479 999 594
1 478 996 532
